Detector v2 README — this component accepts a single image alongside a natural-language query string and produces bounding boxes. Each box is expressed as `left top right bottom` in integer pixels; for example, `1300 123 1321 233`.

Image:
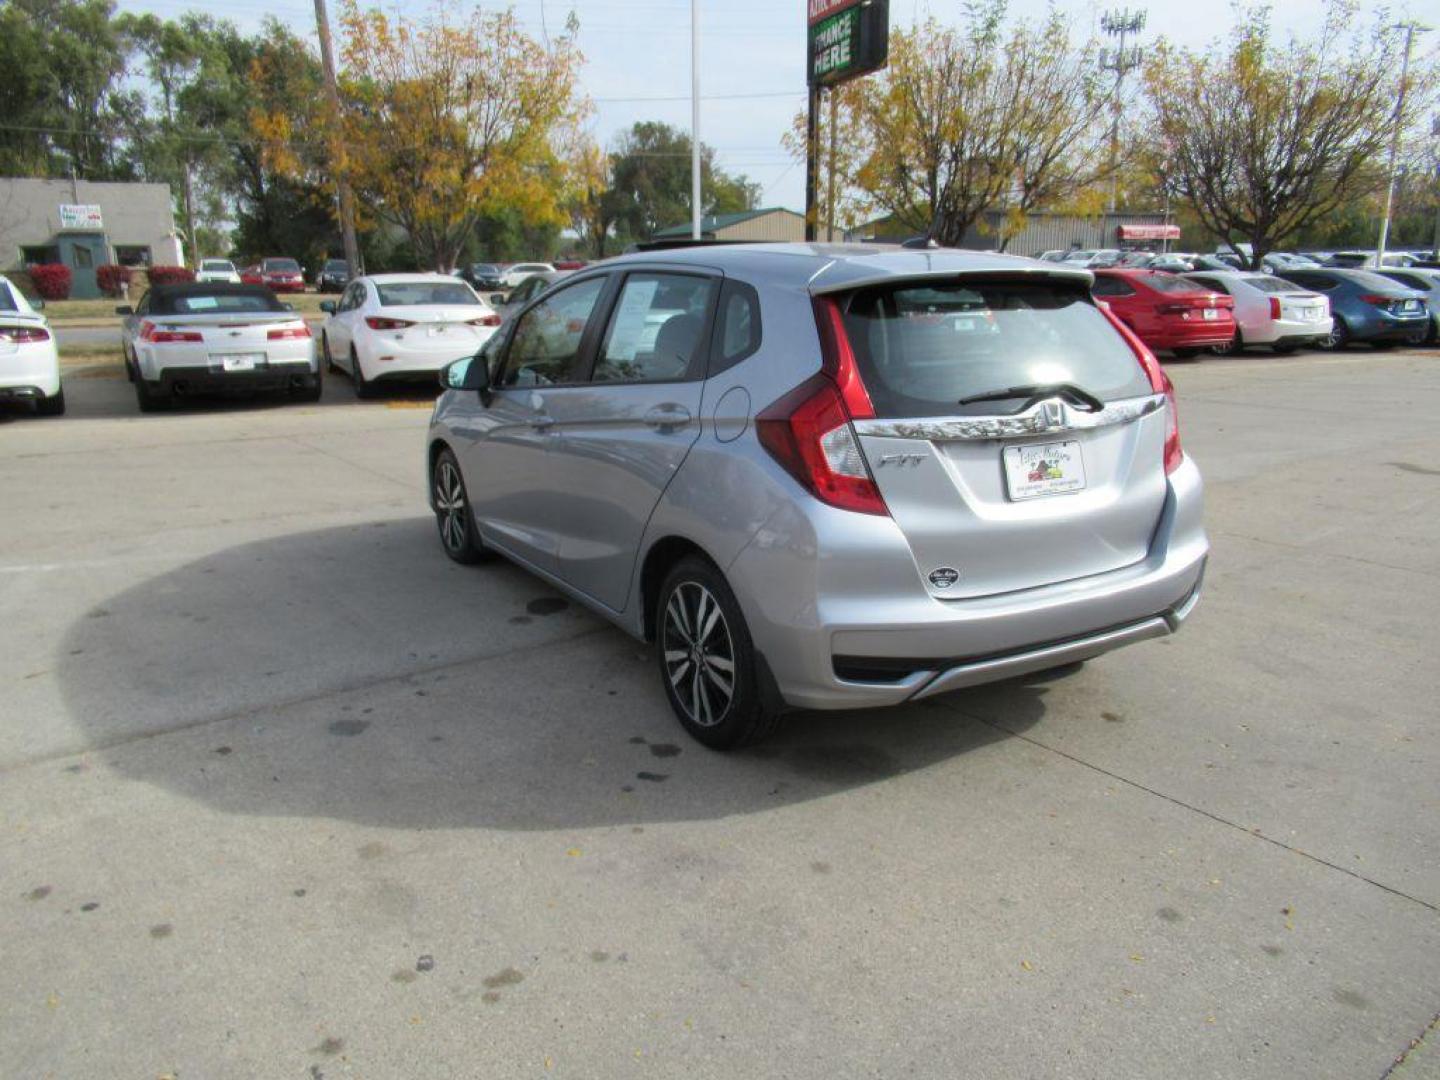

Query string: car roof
148 283 278 299
596 242 1094 292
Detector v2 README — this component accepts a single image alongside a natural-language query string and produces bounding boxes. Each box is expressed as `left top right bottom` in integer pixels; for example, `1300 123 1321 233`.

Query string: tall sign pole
805 0 888 243
692 0 702 239
314 0 361 275
1375 21 1430 265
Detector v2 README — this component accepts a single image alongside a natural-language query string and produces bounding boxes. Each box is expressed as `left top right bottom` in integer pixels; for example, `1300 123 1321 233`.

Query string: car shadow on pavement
54 517 1050 830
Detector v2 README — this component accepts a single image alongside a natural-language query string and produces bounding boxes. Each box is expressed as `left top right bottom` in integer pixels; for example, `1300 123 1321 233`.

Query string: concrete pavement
1 351 1438 1079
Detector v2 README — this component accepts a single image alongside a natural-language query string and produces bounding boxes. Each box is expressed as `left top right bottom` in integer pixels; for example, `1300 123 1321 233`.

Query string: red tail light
1099 305 1184 475
467 314 502 327
755 297 887 516
1269 297 1282 320
0 325 50 343
139 321 202 343
366 316 415 331
267 325 312 340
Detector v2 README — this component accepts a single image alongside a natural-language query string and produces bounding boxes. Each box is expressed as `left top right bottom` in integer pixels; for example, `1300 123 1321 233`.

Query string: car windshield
151 291 287 315
264 259 301 272
377 282 480 306
201 260 233 271
842 281 1152 418
324 261 348 271
472 264 498 274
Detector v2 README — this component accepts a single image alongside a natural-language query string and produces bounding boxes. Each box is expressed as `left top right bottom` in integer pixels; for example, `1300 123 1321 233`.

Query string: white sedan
195 258 242 284
319 274 501 397
1181 270 1331 354
499 262 556 289
0 274 62 416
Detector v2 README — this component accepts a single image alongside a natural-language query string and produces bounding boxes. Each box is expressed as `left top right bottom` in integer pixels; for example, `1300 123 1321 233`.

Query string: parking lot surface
2 351 1438 1079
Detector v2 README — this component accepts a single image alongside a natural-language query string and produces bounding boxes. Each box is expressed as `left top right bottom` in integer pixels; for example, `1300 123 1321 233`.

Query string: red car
1091 268 1235 356
242 257 306 293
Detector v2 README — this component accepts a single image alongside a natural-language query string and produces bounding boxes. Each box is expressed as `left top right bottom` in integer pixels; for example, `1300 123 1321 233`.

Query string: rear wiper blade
958 382 1105 412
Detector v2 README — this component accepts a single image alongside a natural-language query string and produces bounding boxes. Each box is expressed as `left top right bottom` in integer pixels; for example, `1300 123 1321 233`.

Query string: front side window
593 273 715 383
501 276 606 387
842 281 1153 418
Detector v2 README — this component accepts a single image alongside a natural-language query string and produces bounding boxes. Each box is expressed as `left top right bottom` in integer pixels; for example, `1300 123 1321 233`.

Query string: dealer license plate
1003 440 1086 501
1202 307 1218 320
217 353 262 372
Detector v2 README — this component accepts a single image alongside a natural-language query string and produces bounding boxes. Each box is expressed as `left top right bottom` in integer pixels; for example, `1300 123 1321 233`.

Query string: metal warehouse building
0 177 185 298
652 207 807 243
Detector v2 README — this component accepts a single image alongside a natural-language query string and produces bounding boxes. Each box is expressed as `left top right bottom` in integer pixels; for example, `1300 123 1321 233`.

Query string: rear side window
593 272 715 383
708 279 762 375
842 281 1153 418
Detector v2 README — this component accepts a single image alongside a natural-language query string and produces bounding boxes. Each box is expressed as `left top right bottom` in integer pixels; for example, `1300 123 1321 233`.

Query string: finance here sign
807 0 888 87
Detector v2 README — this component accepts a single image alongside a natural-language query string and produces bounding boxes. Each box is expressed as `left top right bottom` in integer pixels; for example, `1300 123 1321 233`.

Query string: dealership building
0 177 185 298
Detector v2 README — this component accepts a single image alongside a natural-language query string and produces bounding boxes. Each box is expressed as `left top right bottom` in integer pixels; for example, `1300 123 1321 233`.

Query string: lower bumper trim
910 615 1172 700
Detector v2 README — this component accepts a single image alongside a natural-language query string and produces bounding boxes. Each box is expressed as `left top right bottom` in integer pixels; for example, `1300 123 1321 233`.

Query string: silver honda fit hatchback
427 244 1207 748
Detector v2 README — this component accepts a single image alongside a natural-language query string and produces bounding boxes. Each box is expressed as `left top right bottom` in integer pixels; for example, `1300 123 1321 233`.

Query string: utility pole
691 0 701 240
1099 9 1146 221
804 86 820 242
826 89 837 241
1375 21 1431 265
1431 115 1440 258
314 0 361 276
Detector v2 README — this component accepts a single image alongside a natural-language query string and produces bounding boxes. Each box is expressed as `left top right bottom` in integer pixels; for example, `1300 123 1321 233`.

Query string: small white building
0 177 185 298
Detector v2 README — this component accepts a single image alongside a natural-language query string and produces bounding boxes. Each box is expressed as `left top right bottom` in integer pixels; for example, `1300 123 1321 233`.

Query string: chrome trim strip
853 394 1164 442
910 616 1172 700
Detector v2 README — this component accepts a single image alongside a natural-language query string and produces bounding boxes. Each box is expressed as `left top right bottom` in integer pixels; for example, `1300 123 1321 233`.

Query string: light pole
1375 21 1430 265
691 0 701 240
1099 9 1146 221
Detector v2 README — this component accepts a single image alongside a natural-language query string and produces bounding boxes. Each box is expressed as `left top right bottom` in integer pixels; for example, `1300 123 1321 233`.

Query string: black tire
322 333 339 373
1210 329 1242 356
134 377 166 413
1172 347 1201 359
1271 342 1299 355
655 555 783 749
431 448 486 564
1318 316 1349 351
292 375 323 403
351 346 375 399
35 387 65 416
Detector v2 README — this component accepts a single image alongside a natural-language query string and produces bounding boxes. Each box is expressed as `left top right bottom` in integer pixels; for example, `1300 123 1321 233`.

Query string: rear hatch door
833 276 1168 600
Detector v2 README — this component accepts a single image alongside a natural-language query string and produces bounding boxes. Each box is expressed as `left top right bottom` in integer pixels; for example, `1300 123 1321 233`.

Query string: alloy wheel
433 459 469 555
662 581 736 728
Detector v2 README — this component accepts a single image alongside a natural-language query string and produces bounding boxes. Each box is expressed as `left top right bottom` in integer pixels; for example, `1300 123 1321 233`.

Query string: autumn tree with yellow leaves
259 3 586 271
1144 1 1432 269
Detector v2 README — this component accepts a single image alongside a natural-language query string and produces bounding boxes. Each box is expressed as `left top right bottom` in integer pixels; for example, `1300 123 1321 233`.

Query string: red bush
28 263 72 301
147 265 195 286
96 264 133 297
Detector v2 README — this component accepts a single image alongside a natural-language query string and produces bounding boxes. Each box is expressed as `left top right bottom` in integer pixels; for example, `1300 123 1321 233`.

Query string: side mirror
440 355 490 393
319 300 336 315
488 292 508 308
115 305 133 316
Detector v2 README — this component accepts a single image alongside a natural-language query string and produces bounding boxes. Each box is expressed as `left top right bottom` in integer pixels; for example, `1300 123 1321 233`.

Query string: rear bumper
0 348 61 397
357 330 494 380
146 362 318 395
729 456 1209 711
1348 311 1430 341
1149 324 1235 349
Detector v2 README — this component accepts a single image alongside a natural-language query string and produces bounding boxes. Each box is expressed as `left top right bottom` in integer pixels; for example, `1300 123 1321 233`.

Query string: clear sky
112 0 1417 215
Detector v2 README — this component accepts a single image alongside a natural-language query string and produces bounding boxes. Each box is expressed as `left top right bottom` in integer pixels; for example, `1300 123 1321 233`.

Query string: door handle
644 403 692 432
530 415 555 431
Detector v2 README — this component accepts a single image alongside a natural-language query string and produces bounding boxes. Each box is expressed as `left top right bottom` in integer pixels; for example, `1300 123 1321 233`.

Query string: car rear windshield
377 282 480 306
264 259 301 271
1145 274 1212 294
1345 270 1414 293
324 260 348 271
1249 277 1310 293
841 281 1153 418
151 291 287 315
